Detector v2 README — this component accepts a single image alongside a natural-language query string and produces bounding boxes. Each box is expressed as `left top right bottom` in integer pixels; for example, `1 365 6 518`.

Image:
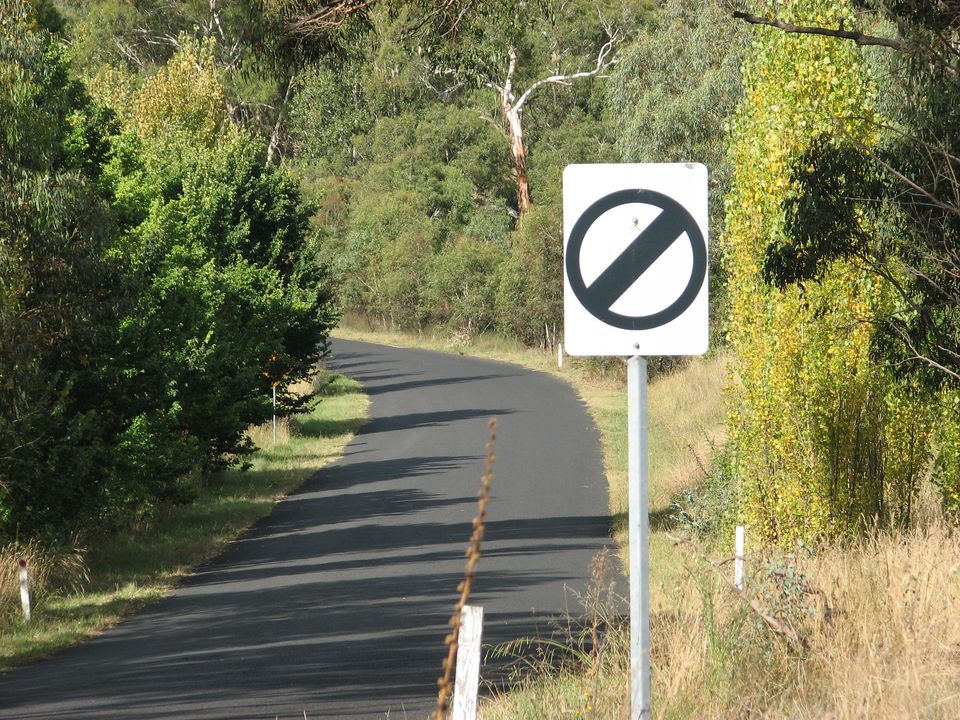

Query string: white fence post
18 557 31 622
734 525 745 591
453 605 484 720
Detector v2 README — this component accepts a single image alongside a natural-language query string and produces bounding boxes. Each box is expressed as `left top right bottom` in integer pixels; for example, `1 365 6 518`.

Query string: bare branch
286 0 379 35
503 47 518 106
513 31 618 112
730 5 959 78
423 75 464 103
666 533 811 650
114 38 145 69
266 75 296 165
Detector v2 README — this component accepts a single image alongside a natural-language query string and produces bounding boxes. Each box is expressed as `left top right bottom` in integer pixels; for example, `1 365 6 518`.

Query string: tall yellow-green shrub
723 0 935 544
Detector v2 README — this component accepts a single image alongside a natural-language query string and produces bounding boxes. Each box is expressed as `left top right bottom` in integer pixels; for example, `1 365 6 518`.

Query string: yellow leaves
721 0 938 544
133 36 228 146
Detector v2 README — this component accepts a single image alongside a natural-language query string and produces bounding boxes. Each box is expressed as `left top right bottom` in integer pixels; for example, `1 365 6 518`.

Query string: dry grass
792 522 960 718
0 541 88 626
651 518 960 720
483 518 960 720
647 354 729 508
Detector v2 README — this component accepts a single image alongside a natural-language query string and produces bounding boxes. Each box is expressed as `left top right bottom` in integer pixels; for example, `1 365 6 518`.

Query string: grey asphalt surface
0 339 614 719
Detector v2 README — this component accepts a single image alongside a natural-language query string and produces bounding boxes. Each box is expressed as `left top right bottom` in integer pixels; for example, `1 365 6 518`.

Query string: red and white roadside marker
18 557 31 622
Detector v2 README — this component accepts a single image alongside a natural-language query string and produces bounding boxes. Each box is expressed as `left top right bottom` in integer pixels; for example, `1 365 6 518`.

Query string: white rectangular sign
563 163 709 357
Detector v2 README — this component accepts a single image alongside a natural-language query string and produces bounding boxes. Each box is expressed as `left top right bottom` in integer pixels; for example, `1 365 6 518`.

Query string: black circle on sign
566 188 707 331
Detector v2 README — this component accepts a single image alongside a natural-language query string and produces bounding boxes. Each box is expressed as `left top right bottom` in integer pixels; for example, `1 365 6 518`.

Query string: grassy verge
0 372 368 672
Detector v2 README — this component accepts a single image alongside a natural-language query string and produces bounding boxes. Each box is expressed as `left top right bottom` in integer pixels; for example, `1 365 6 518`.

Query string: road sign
563 164 708 356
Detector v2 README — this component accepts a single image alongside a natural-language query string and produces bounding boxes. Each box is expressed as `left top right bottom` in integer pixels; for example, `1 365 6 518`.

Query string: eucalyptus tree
61 0 318 162
418 0 643 216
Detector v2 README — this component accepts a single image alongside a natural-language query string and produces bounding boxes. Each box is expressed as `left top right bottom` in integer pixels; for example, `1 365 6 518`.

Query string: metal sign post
563 163 709 719
628 356 651 719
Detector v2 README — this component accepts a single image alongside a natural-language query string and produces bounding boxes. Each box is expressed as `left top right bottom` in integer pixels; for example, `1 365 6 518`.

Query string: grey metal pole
628 355 651 719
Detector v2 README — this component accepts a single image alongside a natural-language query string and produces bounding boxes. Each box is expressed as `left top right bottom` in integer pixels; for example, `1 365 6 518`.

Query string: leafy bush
0 5 336 541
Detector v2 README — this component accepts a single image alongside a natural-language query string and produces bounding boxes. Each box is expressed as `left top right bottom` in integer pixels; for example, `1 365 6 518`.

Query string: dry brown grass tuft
790 520 960 719
435 418 498 719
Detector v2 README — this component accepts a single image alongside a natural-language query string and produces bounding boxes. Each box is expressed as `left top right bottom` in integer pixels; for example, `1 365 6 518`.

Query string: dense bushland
0 2 335 542
288 1 633 346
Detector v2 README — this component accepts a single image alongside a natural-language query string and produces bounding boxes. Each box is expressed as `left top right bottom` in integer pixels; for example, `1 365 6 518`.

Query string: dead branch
729 5 959 78
287 0 379 35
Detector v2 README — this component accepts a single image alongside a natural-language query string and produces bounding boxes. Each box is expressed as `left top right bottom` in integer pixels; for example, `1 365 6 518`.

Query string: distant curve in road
0 339 613 719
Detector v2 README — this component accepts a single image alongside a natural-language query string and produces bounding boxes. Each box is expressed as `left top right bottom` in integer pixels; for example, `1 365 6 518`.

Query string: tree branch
513 31 618 113
287 0 379 35
666 533 812 650
731 9 905 50
730 5 959 78
503 47 518 106
266 74 296 165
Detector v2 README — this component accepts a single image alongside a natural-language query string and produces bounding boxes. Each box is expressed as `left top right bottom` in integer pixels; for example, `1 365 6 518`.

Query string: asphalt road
0 339 613 719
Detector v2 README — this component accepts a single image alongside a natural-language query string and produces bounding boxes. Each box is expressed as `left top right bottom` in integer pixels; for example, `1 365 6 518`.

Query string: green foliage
606 0 746 220
1 0 138 536
766 4 960 394
607 0 747 344
425 236 505 334
722 0 950 544
107 40 337 471
494 204 563 345
132 36 228 144
933 391 960 513
0 5 335 541
671 444 738 540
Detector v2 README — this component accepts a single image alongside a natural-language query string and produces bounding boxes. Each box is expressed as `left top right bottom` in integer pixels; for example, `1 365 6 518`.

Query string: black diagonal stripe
585 208 689 311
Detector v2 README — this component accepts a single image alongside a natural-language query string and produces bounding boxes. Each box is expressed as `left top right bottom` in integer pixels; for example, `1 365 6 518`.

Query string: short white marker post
628 356 651 720
558 342 564 369
453 605 484 720
734 525 745 591
18 557 31 623
272 384 277 445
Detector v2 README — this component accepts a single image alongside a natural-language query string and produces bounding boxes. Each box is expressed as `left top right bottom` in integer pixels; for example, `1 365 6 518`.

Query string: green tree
0 0 160 537
106 40 338 470
0 8 337 540
419 0 639 215
723 0 946 543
